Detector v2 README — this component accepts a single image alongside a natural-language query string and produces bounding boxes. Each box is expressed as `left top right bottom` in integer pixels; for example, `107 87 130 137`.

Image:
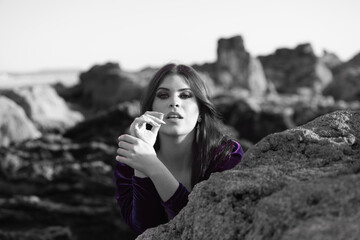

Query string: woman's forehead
157 74 191 90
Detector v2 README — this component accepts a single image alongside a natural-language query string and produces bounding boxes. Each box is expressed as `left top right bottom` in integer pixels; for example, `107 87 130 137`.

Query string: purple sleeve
215 140 244 172
114 162 167 235
161 140 244 219
161 182 189 219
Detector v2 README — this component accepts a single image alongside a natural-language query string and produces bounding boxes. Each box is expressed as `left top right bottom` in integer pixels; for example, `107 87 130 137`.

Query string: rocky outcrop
0 85 83 132
138 110 360 240
320 50 343 70
0 133 136 240
0 101 144 240
259 43 333 94
77 62 145 109
323 52 360 101
216 36 268 95
0 96 41 147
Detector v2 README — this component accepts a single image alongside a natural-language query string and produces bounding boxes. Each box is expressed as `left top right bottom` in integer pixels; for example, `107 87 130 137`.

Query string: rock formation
320 50 343 70
138 110 360 240
0 85 83 133
323 52 360 101
0 96 41 147
216 36 268 95
0 128 136 239
77 62 145 109
259 43 333 94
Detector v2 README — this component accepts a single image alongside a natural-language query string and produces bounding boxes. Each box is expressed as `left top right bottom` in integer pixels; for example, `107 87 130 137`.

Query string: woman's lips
166 111 183 119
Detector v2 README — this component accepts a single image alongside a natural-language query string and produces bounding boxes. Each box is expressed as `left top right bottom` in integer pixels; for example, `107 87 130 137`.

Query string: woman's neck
157 130 195 172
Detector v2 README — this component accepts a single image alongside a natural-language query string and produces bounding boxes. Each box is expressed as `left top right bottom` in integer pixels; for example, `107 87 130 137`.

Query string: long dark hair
140 63 234 187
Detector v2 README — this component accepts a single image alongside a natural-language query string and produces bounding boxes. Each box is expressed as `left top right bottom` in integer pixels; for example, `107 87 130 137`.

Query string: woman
114 63 244 235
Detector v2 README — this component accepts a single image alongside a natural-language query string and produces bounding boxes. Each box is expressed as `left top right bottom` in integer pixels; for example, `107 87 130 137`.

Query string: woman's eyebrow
156 87 191 91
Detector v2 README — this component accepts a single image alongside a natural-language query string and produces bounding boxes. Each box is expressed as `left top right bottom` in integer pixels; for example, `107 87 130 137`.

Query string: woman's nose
169 97 180 108
170 103 179 108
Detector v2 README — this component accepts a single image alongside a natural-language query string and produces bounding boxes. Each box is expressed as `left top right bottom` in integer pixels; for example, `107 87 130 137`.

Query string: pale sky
0 0 359 72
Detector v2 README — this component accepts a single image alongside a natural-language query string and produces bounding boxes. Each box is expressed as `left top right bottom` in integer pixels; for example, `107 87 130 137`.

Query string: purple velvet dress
114 140 244 235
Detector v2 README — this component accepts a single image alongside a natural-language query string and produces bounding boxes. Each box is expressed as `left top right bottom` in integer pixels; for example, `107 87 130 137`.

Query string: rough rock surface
323 52 360 101
0 96 41 147
137 110 360 240
259 43 333 94
0 85 83 132
216 36 268 95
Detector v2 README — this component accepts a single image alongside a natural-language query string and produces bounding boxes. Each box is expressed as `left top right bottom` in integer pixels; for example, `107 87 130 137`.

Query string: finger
118 140 133 150
145 111 164 119
129 122 135 136
116 155 131 165
144 111 166 124
140 115 161 128
134 115 163 128
117 148 131 157
118 134 138 144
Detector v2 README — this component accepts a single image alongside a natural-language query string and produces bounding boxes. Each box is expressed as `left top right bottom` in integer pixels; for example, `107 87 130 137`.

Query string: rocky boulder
216 36 269 95
0 96 41 147
138 110 360 240
259 43 333 94
323 52 360 101
78 62 145 109
0 85 83 133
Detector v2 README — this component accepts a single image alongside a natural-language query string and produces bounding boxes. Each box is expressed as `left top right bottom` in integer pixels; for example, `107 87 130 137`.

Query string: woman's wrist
146 157 166 179
134 169 148 178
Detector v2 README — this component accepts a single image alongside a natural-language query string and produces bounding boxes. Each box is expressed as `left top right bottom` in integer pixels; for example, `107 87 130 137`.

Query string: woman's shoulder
230 139 244 157
215 139 244 172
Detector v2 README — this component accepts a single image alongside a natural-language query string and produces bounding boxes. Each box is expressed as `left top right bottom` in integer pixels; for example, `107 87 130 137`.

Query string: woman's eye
180 92 193 99
156 93 168 99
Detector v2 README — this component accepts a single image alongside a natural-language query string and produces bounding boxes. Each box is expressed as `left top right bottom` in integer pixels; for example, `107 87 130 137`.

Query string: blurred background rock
0 35 359 240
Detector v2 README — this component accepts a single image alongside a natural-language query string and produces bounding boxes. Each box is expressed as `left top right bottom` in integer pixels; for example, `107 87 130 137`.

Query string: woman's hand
116 134 161 177
129 111 165 146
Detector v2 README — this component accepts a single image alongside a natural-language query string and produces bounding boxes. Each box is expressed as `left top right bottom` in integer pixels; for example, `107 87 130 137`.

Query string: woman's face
152 74 200 137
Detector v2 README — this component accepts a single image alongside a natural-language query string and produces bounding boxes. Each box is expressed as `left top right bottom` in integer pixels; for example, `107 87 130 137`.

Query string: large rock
259 43 333 94
78 62 145 109
0 85 83 132
323 52 360 101
138 110 360 240
0 96 41 147
216 36 269 95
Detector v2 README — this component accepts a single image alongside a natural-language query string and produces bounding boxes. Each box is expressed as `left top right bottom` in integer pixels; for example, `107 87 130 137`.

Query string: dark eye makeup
155 90 193 99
